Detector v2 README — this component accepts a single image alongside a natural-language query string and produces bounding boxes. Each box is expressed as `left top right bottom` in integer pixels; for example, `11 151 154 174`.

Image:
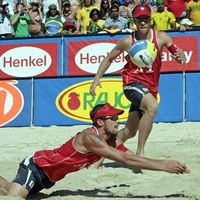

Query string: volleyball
129 40 157 68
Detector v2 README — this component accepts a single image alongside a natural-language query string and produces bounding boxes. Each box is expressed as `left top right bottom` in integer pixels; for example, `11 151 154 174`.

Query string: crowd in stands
0 0 199 38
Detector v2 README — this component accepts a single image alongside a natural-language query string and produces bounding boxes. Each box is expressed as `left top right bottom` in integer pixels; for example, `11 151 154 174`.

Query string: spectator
76 0 99 34
119 0 136 29
62 0 76 24
180 17 193 29
119 0 135 19
165 0 188 22
186 0 200 28
63 21 76 34
42 4 65 36
28 0 44 36
87 8 105 33
10 3 37 37
42 0 61 15
99 0 110 20
1 0 15 15
104 4 128 32
151 0 177 30
0 2 13 38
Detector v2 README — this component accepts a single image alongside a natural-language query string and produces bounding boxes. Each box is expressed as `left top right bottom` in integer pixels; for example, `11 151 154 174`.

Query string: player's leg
7 182 29 199
0 176 9 195
136 92 158 156
118 110 141 142
0 176 9 188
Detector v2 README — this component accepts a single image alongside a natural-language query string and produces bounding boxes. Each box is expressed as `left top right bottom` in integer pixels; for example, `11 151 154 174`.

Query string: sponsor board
0 80 24 126
66 34 199 76
0 40 61 78
161 36 198 72
56 78 130 122
67 40 127 75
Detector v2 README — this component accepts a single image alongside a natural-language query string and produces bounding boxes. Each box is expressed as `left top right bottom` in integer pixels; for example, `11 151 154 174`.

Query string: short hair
90 104 106 120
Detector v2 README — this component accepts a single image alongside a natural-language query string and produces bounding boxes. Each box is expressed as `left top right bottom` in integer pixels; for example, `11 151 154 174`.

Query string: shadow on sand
29 184 187 200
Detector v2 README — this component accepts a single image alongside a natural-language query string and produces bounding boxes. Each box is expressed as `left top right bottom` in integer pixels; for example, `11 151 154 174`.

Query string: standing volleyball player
90 5 186 157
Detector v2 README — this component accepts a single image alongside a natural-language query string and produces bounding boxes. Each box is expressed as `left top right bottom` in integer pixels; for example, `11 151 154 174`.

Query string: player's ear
96 118 104 127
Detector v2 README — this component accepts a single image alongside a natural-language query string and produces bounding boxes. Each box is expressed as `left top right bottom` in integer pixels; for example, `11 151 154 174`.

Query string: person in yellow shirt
151 0 176 30
186 0 200 28
76 0 99 33
87 8 105 33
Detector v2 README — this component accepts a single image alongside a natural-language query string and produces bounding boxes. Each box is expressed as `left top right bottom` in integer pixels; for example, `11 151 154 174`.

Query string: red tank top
33 127 128 182
121 29 162 97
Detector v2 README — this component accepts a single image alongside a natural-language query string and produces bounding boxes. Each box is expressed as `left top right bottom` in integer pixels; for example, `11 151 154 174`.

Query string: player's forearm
124 155 167 172
95 57 111 79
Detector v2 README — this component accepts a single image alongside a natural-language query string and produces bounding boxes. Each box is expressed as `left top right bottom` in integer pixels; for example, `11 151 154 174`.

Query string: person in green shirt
10 3 36 38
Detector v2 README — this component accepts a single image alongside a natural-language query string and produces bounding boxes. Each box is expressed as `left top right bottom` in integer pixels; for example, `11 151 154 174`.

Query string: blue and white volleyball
129 40 157 68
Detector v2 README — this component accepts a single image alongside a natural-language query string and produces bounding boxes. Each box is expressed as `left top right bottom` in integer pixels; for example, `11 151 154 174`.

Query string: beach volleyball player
90 4 186 157
0 103 189 199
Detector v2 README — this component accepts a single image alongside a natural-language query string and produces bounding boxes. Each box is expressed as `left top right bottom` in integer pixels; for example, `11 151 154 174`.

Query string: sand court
0 122 199 200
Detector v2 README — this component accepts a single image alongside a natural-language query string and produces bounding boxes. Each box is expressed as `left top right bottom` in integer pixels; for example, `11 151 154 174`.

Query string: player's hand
171 49 186 64
163 160 190 174
90 79 101 96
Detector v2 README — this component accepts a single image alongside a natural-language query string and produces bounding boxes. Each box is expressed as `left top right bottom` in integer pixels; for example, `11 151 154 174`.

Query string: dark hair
90 104 106 121
110 4 119 11
89 8 101 18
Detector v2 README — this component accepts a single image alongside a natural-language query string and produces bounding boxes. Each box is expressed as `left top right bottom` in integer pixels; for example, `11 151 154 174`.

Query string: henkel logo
0 80 24 127
0 46 52 77
75 43 127 74
56 79 130 122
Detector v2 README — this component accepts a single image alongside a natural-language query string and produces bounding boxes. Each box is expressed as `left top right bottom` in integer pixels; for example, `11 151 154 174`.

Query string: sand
0 122 199 200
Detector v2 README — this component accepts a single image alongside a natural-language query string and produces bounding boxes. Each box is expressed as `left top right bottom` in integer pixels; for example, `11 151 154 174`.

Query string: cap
64 21 75 27
63 0 71 6
49 4 57 10
156 0 164 5
92 103 124 120
132 5 151 18
180 18 193 26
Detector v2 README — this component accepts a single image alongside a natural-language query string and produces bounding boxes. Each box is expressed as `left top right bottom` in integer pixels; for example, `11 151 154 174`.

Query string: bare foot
0 188 7 195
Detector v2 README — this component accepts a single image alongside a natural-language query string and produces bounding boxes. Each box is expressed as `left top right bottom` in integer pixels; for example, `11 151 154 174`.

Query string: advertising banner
161 32 199 72
0 79 32 127
63 34 128 76
34 74 183 126
33 76 130 126
155 73 183 122
0 38 62 79
64 31 199 76
185 73 200 121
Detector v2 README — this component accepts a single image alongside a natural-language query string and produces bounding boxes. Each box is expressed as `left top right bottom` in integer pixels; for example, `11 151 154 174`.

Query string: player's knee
118 127 137 142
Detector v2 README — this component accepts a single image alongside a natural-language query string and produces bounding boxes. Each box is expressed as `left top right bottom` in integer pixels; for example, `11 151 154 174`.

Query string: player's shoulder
118 34 132 50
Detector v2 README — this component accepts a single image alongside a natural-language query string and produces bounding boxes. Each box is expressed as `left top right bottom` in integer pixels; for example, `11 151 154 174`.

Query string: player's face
135 17 151 33
102 115 120 135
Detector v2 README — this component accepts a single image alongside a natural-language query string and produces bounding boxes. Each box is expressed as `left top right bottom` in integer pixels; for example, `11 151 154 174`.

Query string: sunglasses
100 115 119 121
135 17 150 23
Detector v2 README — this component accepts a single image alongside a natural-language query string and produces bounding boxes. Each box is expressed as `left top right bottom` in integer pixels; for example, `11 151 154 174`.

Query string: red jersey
121 29 162 97
33 127 128 182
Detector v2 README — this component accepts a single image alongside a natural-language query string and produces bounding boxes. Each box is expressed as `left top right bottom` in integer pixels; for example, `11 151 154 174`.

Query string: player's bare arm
89 36 131 96
157 31 186 64
82 133 190 174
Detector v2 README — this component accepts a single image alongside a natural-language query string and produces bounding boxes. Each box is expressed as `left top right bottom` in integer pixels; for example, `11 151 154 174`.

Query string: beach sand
0 122 199 200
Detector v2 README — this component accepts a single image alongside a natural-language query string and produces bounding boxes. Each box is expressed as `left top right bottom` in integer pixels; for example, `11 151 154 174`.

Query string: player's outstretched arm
158 31 186 64
83 133 190 174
